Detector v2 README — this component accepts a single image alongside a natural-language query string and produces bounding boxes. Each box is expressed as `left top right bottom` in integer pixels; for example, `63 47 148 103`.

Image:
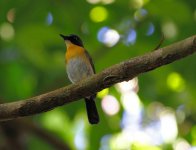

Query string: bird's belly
66 57 94 83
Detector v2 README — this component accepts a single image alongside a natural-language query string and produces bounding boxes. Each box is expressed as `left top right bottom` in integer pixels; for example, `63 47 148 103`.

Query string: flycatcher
60 34 99 124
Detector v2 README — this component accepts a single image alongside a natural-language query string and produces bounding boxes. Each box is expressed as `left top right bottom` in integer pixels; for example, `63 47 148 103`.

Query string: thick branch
0 35 195 121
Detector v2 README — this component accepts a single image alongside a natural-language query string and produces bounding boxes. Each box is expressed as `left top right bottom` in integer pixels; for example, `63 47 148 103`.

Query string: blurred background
0 0 196 150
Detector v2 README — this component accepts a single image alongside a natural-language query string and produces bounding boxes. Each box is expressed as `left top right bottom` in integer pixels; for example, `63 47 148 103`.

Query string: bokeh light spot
162 21 178 39
41 109 66 131
173 139 190 150
86 0 101 4
116 78 139 94
121 92 141 115
74 120 86 150
90 6 108 22
97 27 120 47
98 26 109 40
134 8 148 21
46 12 53 25
86 0 114 5
132 143 161 150
130 0 144 9
124 29 137 45
146 23 155 36
167 72 185 92
190 147 196 150
159 109 178 143
101 95 120 116
98 88 109 98
176 105 185 124
147 102 164 120
0 22 15 41
7 8 15 23
102 0 115 4
100 135 111 150
110 133 131 150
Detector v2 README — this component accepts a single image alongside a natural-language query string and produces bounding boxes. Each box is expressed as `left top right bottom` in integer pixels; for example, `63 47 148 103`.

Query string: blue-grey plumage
66 56 94 83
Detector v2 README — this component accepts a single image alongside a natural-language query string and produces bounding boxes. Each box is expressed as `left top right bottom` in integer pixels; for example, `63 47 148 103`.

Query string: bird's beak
60 34 69 40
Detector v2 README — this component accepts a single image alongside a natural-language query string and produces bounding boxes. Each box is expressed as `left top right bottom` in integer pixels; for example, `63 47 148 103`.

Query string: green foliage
0 0 196 149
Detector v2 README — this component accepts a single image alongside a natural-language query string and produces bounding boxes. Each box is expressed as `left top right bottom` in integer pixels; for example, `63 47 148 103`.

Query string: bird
60 34 99 124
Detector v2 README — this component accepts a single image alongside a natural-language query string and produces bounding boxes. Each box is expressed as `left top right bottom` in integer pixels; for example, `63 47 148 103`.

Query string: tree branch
0 35 195 121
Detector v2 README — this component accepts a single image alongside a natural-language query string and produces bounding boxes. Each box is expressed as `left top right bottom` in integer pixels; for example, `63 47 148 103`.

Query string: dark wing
84 50 96 73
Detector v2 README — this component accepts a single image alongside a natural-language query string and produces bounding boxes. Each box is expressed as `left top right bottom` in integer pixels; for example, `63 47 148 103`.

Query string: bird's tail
84 96 99 124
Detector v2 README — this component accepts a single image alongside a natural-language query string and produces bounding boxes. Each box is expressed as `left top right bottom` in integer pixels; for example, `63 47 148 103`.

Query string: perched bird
60 34 99 124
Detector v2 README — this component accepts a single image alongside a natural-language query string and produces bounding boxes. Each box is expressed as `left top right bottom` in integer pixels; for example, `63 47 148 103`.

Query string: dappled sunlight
102 77 188 149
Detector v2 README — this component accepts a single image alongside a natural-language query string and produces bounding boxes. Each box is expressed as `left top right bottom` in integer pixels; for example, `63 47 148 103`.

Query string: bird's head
60 34 83 47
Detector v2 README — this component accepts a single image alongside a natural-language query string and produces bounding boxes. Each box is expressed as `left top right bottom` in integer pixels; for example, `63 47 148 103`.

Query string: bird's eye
75 37 78 41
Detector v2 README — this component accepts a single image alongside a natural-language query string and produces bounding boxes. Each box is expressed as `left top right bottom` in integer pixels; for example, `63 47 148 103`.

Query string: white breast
66 57 94 83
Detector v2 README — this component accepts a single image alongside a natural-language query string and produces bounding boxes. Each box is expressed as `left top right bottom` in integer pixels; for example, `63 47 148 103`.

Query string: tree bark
0 35 195 121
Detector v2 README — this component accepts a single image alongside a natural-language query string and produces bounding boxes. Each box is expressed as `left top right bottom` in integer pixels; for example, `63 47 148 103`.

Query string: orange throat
65 42 85 63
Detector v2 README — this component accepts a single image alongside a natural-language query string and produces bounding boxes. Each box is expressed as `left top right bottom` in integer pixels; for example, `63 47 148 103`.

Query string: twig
152 33 165 51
